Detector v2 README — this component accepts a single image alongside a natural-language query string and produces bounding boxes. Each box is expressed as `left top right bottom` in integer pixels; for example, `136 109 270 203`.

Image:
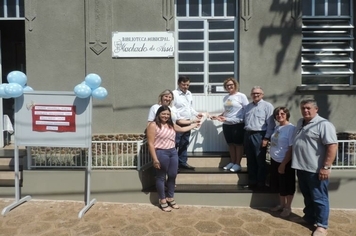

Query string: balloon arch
0 71 108 100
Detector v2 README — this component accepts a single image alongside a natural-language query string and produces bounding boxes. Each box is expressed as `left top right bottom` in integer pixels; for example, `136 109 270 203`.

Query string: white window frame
0 0 24 20
302 0 354 85
174 0 238 95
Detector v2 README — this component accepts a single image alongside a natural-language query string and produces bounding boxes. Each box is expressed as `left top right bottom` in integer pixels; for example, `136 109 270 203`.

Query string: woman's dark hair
273 106 290 121
154 105 174 129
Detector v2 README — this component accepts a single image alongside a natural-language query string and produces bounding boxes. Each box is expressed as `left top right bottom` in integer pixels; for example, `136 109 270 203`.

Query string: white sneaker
230 164 242 172
223 163 234 170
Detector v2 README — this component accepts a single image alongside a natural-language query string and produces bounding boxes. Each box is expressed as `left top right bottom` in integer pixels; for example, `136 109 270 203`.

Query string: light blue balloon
74 83 92 98
92 87 108 100
0 84 11 98
85 73 102 89
23 85 34 91
4 83 23 98
7 71 27 87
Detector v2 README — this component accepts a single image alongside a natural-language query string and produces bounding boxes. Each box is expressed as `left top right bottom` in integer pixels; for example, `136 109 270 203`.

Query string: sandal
159 200 172 212
270 205 284 212
166 199 180 209
280 208 291 217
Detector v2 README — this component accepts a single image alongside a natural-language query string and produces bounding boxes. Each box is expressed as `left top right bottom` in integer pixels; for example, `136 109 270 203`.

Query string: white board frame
2 91 96 219
14 91 92 147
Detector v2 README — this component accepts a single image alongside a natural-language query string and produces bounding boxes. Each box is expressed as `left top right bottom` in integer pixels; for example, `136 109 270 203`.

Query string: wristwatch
322 166 331 170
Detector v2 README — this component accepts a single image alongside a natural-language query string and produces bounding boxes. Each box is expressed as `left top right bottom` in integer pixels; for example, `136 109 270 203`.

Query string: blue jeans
175 130 191 165
244 131 267 186
155 148 178 200
297 170 329 228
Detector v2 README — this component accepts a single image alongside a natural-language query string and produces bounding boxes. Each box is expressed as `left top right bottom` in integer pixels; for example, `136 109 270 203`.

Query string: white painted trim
0 30 3 148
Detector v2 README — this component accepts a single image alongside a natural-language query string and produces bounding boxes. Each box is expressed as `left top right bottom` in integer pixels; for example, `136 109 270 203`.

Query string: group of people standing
214 78 337 236
146 76 202 212
211 79 275 193
146 76 337 236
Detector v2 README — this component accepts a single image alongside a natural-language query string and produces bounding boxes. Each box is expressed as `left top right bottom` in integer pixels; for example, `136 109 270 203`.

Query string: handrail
27 140 355 169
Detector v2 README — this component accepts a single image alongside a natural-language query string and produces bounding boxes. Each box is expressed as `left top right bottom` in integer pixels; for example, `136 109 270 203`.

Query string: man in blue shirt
243 86 275 190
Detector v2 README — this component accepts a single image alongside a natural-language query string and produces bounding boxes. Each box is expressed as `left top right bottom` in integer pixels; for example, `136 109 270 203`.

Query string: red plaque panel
32 105 76 132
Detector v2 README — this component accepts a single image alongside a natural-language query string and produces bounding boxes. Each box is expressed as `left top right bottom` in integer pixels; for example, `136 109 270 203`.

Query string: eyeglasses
251 93 261 95
226 83 234 87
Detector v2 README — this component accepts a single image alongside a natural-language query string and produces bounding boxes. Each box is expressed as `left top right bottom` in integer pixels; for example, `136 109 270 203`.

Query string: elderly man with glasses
242 86 275 190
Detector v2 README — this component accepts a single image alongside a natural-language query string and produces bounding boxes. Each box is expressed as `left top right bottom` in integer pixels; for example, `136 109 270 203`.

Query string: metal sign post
1 143 31 216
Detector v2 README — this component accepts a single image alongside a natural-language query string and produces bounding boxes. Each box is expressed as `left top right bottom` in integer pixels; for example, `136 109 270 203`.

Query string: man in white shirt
173 76 203 169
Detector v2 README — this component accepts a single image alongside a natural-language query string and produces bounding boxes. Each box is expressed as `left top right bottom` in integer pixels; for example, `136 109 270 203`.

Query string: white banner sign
112 32 174 58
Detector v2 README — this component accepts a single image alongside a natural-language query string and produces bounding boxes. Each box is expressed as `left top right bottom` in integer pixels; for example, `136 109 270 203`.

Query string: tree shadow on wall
258 0 333 119
258 0 301 75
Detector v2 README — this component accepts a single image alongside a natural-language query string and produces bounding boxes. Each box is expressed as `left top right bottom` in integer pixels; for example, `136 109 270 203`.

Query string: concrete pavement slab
0 198 355 235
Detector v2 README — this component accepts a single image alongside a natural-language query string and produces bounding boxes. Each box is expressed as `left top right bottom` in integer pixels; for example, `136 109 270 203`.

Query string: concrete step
188 157 247 168
0 148 27 172
176 167 248 185
0 157 23 170
0 171 22 186
0 149 26 171
175 184 270 193
186 152 247 168
144 183 274 195
0 148 27 157
182 153 248 185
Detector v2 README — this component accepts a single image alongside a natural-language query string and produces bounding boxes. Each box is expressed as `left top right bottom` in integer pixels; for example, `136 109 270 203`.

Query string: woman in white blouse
147 89 198 126
269 106 296 217
211 78 249 172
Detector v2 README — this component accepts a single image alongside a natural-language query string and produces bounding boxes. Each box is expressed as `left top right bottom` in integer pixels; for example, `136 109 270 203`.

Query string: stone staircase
175 152 251 193
144 152 272 194
0 149 26 186
141 152 280 207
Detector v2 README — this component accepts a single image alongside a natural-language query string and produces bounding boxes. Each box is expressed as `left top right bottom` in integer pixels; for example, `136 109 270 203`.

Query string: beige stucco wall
24 0 356 135
102 0 175 134
25 0 86 91
239 0 356 131
239 0 302 126
25 0 174 135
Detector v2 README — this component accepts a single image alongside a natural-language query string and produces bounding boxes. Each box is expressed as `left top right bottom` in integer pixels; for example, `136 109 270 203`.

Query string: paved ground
0 198 355 236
